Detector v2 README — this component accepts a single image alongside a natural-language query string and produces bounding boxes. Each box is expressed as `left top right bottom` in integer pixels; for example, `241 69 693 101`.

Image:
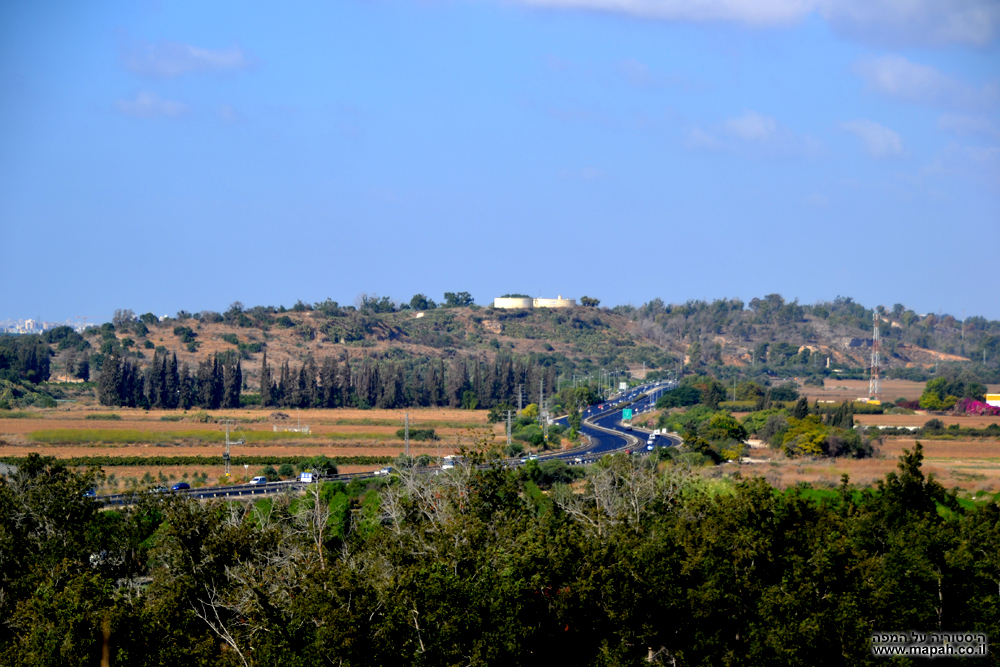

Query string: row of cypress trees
97 350 242 409
97 348 561 411
259 351 560 410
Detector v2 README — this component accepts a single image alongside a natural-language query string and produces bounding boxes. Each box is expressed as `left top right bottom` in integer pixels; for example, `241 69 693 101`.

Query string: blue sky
1 0 998 322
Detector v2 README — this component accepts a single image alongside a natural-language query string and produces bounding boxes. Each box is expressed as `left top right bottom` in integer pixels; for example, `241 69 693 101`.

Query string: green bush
395 427 438 441
85 413 121 421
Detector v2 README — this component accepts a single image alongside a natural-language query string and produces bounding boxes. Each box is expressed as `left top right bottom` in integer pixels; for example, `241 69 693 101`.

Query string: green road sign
623 408 632 420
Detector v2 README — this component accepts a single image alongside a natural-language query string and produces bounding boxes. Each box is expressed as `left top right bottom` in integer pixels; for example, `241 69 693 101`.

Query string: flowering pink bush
955 397 1000 417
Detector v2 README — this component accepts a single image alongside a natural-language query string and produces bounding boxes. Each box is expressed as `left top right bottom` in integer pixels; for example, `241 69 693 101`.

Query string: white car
249 476 268 485
374 466 393 476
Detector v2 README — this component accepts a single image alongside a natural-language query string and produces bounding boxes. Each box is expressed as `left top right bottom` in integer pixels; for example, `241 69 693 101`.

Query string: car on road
249 476 268 485
171 482 190 491
374 466 393 476
83 488 96 498
646 444 654 451
519 454 539 463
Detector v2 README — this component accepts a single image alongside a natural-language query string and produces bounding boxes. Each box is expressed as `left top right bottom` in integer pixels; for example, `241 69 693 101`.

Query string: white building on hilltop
493 295 577 309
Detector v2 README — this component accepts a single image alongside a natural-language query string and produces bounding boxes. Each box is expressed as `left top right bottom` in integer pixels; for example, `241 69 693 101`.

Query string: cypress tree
178 363 193 409
304 357 318 407
98 352 123 406
319 357 338 407
165 353 180 409
222 359 238 409
212 356 224 409
260 350 273 407
339 359 352 407
132 363 149 410
197 359 215 408
793 396 809 419
278 361 290 407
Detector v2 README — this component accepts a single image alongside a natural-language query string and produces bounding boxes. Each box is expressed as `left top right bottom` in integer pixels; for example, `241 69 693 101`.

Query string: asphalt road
97 380 682 505
542 380 682 465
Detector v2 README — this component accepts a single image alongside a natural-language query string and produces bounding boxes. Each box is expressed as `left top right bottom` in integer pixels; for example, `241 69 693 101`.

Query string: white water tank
533 295 576 308
493 297 533 309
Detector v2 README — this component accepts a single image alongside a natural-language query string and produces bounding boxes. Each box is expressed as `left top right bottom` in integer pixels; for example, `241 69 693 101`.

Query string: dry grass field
799 378 1000 403
740 438 1000 495
0 407 504 485
5 402 1000 495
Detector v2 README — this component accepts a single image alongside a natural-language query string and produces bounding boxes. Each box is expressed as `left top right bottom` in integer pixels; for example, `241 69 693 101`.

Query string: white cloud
819 0 1000 47
853 55 997 109
685 126 724 151
122 39 255 79
518 0 811 26
115 92 189 119
841 119 904 158
511 0 1000 46
938 113 1000 138
686 111 822 156
724 110 779 141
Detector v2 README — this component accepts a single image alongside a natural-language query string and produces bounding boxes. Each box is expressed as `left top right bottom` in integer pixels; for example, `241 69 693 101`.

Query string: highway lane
543 380 681 464
97 380 681 505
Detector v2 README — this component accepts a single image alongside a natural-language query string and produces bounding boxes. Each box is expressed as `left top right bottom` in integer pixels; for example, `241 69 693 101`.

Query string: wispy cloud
217 104 243 124
685 126 725 151
616 59 701 90
687 111 822 156
819 0 1000 47
724 110 779 141
520 0 810 26
512 0 1000 46
841 119 904 158
938 113 1000 138
115 92 189 119
121 39 255 79
559 166 607 181
853 55 998 109
803 192 830 207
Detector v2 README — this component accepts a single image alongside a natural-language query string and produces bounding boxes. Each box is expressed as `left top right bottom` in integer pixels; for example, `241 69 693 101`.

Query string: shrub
395 428 438 441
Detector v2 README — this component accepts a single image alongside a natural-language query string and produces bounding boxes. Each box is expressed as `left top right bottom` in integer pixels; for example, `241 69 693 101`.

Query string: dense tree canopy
0 446 997 665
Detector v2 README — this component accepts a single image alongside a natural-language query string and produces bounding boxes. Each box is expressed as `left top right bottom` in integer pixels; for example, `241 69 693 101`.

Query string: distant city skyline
1 2 997 320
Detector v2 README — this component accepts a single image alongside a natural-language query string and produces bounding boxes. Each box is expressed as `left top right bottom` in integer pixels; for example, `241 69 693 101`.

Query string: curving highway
97 380 681 505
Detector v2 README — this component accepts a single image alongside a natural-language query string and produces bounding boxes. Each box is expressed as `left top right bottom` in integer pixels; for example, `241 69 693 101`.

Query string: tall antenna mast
221 420 245 481
868 311 881 404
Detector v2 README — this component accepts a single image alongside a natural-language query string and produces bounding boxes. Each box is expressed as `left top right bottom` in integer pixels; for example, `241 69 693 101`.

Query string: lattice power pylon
868 312 881 404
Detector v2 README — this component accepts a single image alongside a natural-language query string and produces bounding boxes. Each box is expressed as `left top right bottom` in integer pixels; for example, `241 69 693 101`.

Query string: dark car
171 482 190 491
